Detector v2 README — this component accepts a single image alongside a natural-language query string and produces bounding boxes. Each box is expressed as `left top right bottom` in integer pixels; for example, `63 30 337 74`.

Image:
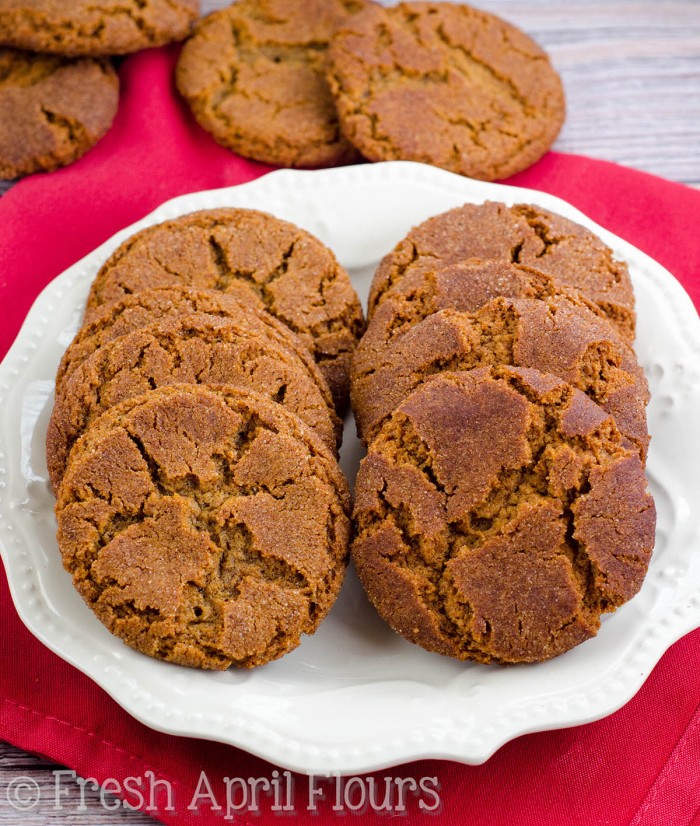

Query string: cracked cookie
55 287 335 419
0 0 199 56
86 209 366 410
351 295 650 459
175 0 367 168
352 365 656 664
368 201 636 341
0 47 118 179
360 259 609 348
326 2 565 181
55 384 351 669
47 312 342 491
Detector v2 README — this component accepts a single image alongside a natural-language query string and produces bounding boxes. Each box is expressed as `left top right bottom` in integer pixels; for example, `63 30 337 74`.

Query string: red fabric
2 45 700 826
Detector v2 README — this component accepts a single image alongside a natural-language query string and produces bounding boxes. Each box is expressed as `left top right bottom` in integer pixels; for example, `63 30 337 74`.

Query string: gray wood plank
0 741 157 824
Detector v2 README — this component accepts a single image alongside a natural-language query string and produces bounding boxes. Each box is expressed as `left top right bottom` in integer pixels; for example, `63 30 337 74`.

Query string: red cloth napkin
2 45 700 826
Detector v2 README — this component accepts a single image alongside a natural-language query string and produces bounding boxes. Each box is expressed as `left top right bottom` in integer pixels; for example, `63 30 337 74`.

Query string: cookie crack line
201 518 312 600
3 3 159 43
86 4 159 40
80 428 316 598
39 104 88 144
372 482 467 645
513 208 630 294
433 21 542 120
205 232 358 339
355 372 643 657
206 95 335 165
207 233 293 299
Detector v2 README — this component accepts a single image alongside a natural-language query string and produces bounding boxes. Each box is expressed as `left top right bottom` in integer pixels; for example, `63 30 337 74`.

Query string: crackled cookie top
0 0 199 56
369 202 636 340
351 295 649 457
352 366 655 664
0 48 118 179
360 259 609 347
326 2 565 180
86 209 365 409
55 384 351 669
176 0 367 167
56 287 333 416
48 313 342 490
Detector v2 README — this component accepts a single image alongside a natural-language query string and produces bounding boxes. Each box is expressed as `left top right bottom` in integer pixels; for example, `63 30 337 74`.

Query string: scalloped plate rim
1 161 699 775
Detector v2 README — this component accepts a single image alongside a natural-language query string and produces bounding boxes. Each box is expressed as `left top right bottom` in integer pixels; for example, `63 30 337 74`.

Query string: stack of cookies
176 0 565 181
48 207 365 669
350 201 657 664
0 0 200 179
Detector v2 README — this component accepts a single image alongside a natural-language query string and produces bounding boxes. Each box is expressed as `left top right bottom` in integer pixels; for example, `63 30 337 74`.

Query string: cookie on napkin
0 47 118 179
176 0 367 167
327 1 565 180
0 0 199 56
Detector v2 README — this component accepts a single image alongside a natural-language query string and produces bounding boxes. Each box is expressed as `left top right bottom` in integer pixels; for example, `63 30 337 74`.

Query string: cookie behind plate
0 48 118 179
327 2 565 180
176 0 367 168
0 0 199 56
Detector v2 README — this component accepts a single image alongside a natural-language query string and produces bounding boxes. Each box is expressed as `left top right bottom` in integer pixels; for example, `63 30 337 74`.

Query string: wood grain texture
470 0 700 185
0 1 698 824
0 741 155 823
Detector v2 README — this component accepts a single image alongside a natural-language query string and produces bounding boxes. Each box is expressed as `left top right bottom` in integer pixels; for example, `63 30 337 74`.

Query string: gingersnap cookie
48 313 342 490
0 0 199 56
352 365 656 664
175 0 366 168
362 259 608 347
55 384 351 669
56 287 335 418
369 202 636 340
351 296 650 458
0 48 118 179
326 2 565 181
86 209 366 409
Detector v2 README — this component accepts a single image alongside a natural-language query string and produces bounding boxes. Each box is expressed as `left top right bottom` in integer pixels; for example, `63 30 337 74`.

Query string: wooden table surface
1 1 699 823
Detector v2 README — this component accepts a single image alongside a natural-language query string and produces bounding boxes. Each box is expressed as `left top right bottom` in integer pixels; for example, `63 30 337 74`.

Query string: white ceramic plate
1 162 699 775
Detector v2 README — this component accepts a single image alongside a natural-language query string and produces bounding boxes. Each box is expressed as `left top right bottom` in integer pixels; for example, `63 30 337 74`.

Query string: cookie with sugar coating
86 208 366 410
0 48 118 179
352 365 655 664
368 201 636 341
176 0 367 167
327 2 565 180
0 0 199 56
47 312 343 491
56 384 351 669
